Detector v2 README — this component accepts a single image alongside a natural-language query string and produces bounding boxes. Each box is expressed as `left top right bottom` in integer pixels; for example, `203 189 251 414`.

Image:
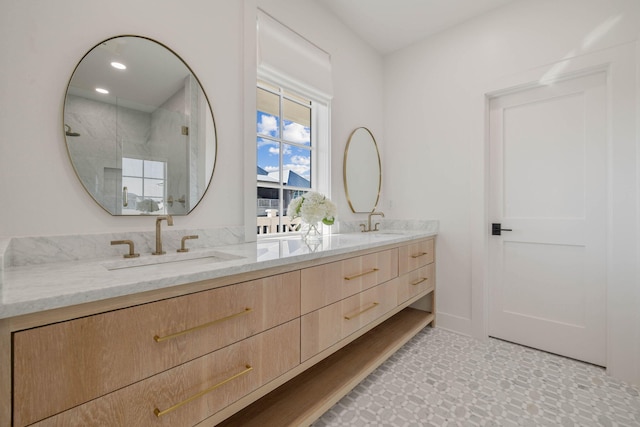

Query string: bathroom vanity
0 229 436 426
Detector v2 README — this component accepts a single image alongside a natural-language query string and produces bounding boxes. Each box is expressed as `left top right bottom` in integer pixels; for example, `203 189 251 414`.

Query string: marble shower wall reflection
65 79 195 215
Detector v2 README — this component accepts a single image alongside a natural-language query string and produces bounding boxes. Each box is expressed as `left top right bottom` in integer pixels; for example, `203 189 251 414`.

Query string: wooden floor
217 307 434 427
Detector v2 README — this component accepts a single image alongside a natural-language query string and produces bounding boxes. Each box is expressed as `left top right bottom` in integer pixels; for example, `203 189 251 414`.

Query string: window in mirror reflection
122 158 167 214
257 81 315 235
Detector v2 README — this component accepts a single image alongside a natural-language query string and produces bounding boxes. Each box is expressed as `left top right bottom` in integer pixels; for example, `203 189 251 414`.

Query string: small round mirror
64 36 217 215
343 127 381 213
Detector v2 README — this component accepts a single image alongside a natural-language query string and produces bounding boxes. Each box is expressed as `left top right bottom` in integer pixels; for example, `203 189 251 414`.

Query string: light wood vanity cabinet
5 236 436 427
220 236 436 427
300 248 398 314
13 271 300 426
399 238 434 274
13 272 300 427
301 279 398 361
31 320 300 427
397 264 435 304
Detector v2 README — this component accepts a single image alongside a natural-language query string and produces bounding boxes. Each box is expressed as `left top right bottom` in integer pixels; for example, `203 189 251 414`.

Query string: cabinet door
30 320 300 427
301 280 397 361
397 264 434 304
13 272 300 427
301 248 398 314
398 239 434 275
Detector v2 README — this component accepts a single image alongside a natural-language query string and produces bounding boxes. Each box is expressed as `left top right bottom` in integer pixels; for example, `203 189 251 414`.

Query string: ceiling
68 36 191 113
315 0 517 55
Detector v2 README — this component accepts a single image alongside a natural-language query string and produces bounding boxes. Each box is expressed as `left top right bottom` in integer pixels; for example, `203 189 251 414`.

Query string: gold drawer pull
344 268 379 281
411 252 428 259
154 364 253 417
411 277 428 286
344 302 379 320
154 308 252 342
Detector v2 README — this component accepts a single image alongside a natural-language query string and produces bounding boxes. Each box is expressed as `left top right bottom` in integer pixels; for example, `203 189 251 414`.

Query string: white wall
0 0 382 238
384 0 640 384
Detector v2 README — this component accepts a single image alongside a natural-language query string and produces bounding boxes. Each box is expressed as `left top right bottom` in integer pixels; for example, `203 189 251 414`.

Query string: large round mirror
343 127 381 213
64 36 216 215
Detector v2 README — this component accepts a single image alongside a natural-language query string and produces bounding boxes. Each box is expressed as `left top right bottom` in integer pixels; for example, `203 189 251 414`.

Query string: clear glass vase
302 222 322 243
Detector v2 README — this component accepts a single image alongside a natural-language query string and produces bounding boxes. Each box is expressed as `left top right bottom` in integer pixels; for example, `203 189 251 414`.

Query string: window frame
121 157 167 214
256 75 330 236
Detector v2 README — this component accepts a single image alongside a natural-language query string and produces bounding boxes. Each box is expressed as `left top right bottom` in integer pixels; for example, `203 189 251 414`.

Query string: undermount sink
102 250 244 271
336 231 405 238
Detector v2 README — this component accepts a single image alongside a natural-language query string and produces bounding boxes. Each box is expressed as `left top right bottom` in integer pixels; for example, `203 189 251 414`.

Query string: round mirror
63 36 217 215
343 127 381 213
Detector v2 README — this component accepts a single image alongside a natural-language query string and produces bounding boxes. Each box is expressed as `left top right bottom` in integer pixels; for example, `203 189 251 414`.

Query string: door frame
471 42 638 383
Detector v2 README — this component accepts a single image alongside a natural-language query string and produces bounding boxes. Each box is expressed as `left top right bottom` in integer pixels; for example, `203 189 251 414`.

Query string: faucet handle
177 235 199 252
111 240 140 258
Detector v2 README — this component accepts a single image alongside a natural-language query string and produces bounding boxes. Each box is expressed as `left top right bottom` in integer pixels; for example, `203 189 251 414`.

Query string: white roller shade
257 9 333 99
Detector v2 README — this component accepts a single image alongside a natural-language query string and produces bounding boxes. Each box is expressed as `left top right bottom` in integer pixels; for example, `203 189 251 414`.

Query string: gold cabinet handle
344 268 379 281
411 252 428 259
154 308 252 343
411 277 428 286
344 302 379 320
154 364 253 417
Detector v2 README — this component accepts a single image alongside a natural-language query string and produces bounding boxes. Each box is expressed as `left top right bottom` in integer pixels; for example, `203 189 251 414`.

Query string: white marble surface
0 221 438 319
5 226 246 267
336 218 438 234
0 238 8 292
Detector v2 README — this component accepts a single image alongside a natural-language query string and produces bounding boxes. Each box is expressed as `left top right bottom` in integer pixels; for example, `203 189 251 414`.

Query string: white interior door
488 70 607 366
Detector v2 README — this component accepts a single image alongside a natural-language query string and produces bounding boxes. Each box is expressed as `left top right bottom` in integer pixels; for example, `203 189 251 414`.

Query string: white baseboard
434 311 473 337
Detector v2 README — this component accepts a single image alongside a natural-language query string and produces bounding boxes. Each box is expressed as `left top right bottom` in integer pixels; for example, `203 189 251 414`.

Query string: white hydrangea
287 196 303 218
287 191 336 226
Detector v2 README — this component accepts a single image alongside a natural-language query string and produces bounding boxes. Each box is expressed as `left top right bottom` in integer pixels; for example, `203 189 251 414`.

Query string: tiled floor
312 327 640 426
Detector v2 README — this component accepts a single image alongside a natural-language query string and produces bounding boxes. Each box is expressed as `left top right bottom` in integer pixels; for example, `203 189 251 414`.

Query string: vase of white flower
302 222 323 243
287 191 336 243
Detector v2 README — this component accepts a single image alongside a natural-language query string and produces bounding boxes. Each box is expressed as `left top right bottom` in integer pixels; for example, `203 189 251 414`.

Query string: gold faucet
361 211 385 232
111 240 139 258
152 215 174 255
177 235 199 252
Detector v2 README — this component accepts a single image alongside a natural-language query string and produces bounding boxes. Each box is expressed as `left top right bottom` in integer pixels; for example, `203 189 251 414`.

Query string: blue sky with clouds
257 111 312 182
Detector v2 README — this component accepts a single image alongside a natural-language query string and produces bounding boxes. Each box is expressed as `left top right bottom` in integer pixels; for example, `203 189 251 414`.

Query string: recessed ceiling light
111 62 126 70
95 88 109 94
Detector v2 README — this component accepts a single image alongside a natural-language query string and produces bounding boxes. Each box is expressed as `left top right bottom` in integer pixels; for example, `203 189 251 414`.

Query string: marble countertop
0 229 437 319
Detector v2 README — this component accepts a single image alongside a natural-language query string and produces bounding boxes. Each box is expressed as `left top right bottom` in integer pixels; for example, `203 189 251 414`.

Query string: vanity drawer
301 279 398 361
398 238 434 275
301 248 398 314
397 264 434 304
13 271 300 427
31 320 300 427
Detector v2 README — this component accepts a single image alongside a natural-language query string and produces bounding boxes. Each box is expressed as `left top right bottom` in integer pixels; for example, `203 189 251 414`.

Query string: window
122 157 166 214
256 80 327 234
253 11 333 237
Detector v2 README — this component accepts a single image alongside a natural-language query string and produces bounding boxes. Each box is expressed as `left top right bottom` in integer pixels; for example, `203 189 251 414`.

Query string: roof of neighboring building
257 169 310 188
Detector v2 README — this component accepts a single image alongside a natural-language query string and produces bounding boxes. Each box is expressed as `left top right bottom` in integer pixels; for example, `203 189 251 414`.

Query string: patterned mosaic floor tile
312 328 640 427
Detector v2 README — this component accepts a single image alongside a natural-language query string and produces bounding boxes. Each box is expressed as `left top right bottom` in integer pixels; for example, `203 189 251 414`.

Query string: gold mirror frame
63 35 217 216
343 127 382 213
